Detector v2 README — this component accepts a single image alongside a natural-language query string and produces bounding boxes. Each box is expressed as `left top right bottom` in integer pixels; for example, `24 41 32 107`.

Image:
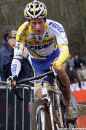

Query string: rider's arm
11 42 24 80
47 19 70 70
55 44 69 70
56 25 70 70
11 22 30 80
54 32 70 70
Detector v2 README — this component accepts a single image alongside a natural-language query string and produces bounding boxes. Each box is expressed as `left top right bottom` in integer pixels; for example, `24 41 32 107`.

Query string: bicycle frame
0 69 78 130
52 78 64 128
35 73 65 129
17 69 65 129
46 82 64 129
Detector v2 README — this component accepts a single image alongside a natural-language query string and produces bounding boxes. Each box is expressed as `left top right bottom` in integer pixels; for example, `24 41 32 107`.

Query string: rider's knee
34 81 51 99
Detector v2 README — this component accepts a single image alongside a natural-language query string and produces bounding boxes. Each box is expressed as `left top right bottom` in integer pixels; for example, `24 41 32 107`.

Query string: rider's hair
24 0 47 20
28 17 46 22
3 25 17 41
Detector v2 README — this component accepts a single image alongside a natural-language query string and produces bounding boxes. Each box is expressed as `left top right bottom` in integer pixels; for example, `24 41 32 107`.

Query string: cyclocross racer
11 0 78 122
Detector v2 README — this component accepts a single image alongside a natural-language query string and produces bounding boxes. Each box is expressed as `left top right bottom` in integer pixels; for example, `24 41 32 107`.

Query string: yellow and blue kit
11 19 69 85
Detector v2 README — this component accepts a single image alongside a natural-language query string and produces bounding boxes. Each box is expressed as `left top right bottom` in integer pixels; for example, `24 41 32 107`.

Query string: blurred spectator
0 25 34 81
74 54 81 69
66 56 77 83
77 63 86 81
73 54 82 88
81 56 86 66
0 25 34 130
66 66 77 84
73 54 86 89
0 56 3 80
0 25 17 80
66 54 86 90
67 55 75 69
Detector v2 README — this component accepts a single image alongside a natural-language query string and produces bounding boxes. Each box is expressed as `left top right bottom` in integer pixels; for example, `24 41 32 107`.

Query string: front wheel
66 94 78 129
67 121 78 129
31 99 52 130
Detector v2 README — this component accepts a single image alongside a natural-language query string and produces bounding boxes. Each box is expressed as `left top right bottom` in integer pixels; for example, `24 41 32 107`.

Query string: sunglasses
9 36 16 39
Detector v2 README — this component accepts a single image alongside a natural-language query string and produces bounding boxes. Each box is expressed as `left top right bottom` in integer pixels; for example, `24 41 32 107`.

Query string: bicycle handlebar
0 70 53 86
17 70 53 84
0 70 53 101
0 81 8 86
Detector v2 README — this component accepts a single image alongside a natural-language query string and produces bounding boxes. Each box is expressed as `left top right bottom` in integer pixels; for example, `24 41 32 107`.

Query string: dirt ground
78 102 86 116
77 102 86 128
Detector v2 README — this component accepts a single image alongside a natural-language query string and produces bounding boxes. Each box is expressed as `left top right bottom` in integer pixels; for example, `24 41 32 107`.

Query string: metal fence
0 83 34 130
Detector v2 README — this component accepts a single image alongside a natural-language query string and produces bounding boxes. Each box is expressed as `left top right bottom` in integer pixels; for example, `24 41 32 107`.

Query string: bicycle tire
53 107 64 128
66 94 78 129
31 99 52 130
67 121 78 129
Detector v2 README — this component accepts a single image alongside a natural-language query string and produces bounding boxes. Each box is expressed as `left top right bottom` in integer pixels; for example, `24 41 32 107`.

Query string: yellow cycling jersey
14 19 69 59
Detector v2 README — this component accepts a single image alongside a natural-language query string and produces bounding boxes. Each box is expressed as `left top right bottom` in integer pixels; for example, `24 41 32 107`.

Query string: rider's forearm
11 58 22 80
11 42 24 80
57 44 70 65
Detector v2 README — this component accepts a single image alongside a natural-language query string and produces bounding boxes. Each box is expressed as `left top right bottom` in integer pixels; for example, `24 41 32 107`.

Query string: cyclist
11 0 77 122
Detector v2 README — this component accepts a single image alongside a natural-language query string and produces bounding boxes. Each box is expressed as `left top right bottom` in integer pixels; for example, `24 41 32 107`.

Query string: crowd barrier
0 81 86 130
0 84 34 130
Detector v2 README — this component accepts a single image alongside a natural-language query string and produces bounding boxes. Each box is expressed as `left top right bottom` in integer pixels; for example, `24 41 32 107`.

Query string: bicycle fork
53 78 64 128
49 101 55 130
49 94 64 130
56 94 64 128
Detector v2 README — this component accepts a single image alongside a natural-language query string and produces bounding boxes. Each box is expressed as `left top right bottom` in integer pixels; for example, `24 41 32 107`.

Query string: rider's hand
11 80 17 88
8 76 17 88
53 59 62 72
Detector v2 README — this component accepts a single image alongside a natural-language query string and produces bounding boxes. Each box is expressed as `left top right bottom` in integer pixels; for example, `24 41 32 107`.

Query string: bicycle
0 69 78 130
17 69 78 130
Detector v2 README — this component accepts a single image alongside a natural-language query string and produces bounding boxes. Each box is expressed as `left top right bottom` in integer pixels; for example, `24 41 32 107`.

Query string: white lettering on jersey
47 19 68 45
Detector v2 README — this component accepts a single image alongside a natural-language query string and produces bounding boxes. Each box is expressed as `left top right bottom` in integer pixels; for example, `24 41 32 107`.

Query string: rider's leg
57 66 71 105
34 81 51 99
57 64 78 122
34 69 52 99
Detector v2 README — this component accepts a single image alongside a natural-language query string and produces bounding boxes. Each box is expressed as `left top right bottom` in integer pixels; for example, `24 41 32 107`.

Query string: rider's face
30 18 45 35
